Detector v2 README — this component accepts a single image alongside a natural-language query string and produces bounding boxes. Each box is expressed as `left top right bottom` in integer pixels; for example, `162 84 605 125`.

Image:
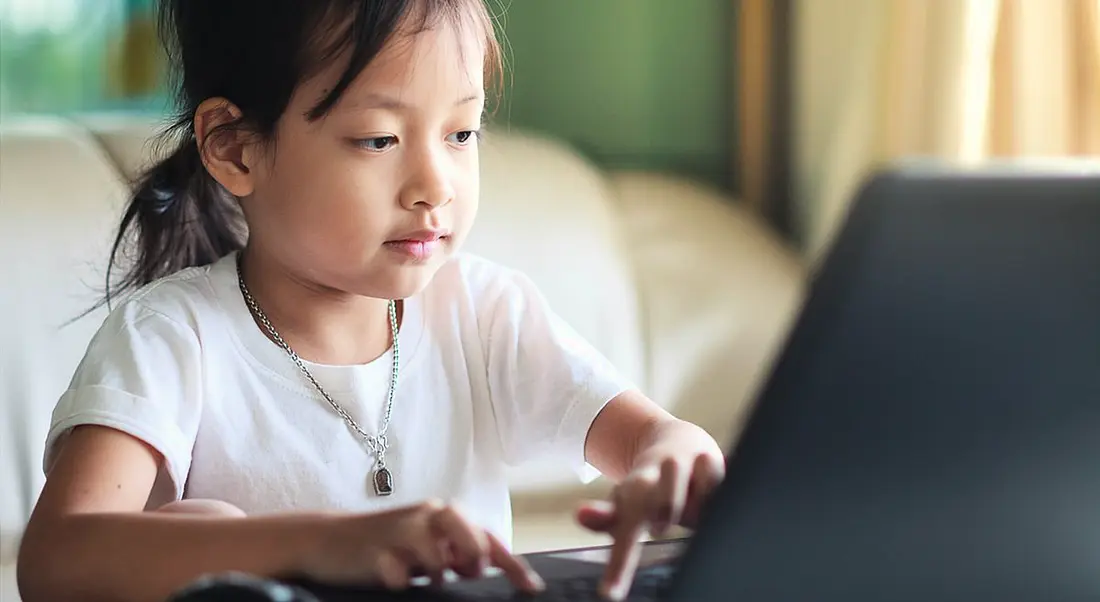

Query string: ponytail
98 133 245 311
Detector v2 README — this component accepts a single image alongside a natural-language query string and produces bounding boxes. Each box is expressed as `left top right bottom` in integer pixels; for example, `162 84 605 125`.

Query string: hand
576 451 725 600
305 500 545 593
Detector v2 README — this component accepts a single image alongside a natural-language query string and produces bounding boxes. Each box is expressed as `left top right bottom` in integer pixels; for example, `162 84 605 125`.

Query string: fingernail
528 570 546 592
601 579 627 601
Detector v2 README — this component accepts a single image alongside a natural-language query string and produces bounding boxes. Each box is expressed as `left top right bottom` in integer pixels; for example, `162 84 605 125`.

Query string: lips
384 229 450 261
389 229 447 243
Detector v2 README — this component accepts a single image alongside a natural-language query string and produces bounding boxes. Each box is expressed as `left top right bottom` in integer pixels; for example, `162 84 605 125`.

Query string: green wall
0 1 735 190
494 1 735 191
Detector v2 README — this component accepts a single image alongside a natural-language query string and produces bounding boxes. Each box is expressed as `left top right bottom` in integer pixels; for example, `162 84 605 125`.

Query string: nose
399 147 455 211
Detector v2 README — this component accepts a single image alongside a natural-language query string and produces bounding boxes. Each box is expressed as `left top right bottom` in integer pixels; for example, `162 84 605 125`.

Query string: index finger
487 532 545 594
600 517 647 600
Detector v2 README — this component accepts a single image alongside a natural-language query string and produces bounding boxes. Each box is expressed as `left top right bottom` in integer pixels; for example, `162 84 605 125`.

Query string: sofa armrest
1 530 21 602
607 172 806 449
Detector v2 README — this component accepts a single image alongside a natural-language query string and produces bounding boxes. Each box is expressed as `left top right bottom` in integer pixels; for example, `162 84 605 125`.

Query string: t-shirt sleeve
479 268 635 482
44 299 204 500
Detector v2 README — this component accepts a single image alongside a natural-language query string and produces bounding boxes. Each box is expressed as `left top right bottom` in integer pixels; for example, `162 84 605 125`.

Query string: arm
584 389 723 484
18 426 541 602
17 307 324 602
17 426 326 602
580 390 725 601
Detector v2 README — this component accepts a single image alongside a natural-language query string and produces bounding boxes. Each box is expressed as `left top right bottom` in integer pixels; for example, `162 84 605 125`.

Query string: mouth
384 229 451 261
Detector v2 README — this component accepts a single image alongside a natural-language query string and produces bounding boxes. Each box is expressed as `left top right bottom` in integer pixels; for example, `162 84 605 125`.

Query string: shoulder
415 254 553 350
424 253 569 351
131 262 220 315
93 261 225 348
428 252 540 308
430 252 519 290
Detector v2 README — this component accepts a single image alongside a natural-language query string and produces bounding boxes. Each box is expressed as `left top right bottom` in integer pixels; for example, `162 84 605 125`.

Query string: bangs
303 0 503 120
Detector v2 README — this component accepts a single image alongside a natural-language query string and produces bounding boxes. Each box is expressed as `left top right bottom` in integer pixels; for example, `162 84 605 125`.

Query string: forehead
372 17 485 83
302 15 487 114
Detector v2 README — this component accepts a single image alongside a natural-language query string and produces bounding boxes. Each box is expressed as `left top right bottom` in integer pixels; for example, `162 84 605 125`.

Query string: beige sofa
0 114 804 600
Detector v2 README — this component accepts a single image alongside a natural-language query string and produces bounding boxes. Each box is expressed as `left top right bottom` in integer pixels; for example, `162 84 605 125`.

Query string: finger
652 457 689 535
487 532 545 594
444 542 481 579
683 453 724 528
600 487 648 600
600 523 645 601
374 550 411 591
576 500 617 532
429 506 490 578
392 502 448 586
408 538 447 588
702 450 726 481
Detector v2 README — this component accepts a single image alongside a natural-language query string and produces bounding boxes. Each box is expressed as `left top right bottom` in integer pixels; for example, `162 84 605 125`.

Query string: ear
194 98 257 198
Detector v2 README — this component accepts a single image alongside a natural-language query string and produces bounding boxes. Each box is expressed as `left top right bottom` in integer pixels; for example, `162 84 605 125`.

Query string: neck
237 248 396 366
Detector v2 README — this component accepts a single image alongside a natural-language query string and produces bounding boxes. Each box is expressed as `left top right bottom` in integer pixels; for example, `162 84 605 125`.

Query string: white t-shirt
44 252 634 545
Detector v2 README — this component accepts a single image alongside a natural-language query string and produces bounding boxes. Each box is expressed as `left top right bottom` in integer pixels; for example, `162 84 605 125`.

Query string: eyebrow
349 92 483 112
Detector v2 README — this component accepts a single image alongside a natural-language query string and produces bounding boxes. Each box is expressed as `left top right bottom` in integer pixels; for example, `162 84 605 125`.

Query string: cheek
255 146 395 249
452 154 480 229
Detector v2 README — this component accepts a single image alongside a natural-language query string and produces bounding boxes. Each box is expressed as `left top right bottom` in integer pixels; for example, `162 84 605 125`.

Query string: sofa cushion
607 172 805 448
0 118 125 534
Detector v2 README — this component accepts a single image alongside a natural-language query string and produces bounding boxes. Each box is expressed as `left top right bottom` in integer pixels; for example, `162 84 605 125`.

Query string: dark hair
99 0 503 310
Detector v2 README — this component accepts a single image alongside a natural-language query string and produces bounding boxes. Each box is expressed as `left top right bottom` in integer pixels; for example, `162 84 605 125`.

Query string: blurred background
1 2 1098 589
1 0 1097 254
0 0 734 184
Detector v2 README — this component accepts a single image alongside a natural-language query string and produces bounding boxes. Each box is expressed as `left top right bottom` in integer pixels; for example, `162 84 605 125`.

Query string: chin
371 260 447 300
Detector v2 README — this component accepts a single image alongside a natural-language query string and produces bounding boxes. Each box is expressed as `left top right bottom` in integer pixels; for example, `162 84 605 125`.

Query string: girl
17 1 724 601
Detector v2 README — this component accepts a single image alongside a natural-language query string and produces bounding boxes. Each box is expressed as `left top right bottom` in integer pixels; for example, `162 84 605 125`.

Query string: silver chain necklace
235 257 400 496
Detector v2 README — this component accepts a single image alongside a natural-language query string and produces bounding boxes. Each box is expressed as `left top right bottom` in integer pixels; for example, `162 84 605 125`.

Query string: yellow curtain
737 0 776 217
107 4 161 99
744 0 1100 260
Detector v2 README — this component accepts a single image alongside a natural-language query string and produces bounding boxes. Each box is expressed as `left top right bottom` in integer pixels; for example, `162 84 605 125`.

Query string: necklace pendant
373 466 395 496
238 261 402 500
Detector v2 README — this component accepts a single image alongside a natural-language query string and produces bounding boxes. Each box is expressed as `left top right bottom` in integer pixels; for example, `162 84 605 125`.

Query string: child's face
244 19 485 300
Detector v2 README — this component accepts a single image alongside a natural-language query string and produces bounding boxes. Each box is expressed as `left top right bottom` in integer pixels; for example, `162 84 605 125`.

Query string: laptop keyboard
167 563 677 601
450 563 676 601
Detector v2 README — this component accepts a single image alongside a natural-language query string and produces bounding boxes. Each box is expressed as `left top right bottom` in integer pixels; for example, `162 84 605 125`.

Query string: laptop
182 164 1100 601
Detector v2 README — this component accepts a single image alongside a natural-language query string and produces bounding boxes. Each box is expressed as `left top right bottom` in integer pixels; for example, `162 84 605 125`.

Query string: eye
355 136 397 152
447 130 481 146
